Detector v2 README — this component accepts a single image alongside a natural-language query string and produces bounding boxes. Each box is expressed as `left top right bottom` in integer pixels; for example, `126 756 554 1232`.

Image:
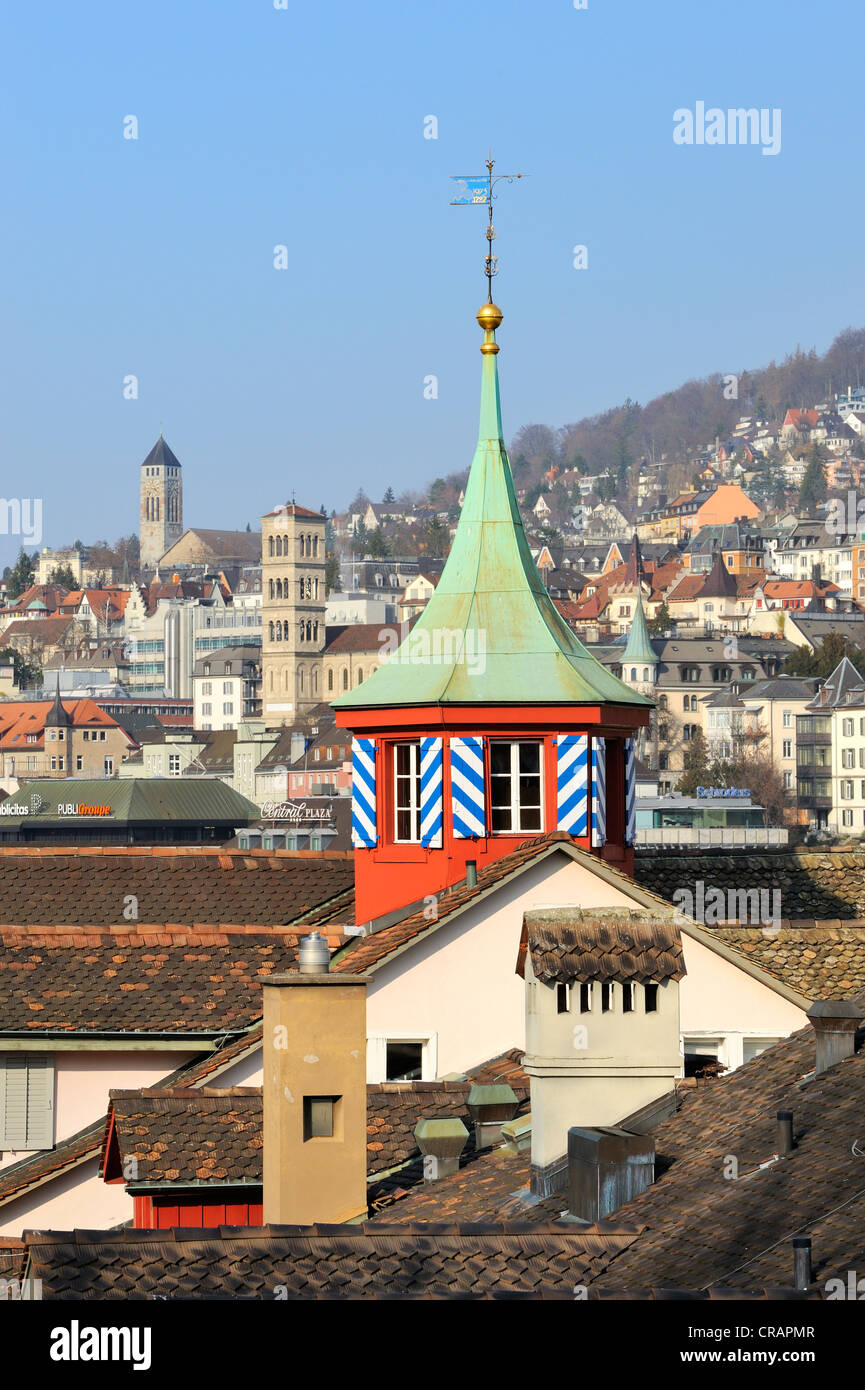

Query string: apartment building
193 645 262 731
797 657 865 834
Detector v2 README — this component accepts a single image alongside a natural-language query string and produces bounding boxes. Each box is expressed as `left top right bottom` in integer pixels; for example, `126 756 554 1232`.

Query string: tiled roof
334 833 671 974
589 1024 865 1290
0 926 347 1033
108 1088 263 1184
0 617 74 644
0 846 354 926
712 925 865 999
24 1223 635 1299
324 623 403 656
104 1051 530 1187
0 1026 265 1208
517 907 686 984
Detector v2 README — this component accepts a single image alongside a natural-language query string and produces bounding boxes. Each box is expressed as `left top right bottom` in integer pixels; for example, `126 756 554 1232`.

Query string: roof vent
466 1083 520 1150
297 931 330 975
568 1126 655 1222
413 1117 469 1180
806 999 862 1074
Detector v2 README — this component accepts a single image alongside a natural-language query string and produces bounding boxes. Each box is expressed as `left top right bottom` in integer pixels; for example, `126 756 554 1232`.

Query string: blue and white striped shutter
450 737 486 839
351 737 378 848
419 737 443 848
624 737 637 846
591 737 607 848
556 734 589 836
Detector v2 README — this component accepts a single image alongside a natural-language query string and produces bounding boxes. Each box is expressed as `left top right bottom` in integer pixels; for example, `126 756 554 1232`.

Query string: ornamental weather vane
450 154 526 301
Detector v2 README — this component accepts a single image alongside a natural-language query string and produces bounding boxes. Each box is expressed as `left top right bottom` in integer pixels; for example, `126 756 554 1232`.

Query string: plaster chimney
414 1117 468 1180
262 966 371 1226
806 1000 862 1074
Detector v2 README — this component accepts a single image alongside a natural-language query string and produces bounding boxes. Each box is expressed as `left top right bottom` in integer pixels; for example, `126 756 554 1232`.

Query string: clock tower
139 435 183 569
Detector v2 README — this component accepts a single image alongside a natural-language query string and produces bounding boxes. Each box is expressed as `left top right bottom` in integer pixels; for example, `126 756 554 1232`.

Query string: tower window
579 981 592 1013
622 981 635 1013
394 742 422 842
489 741 542 833
303 1096 338 1140
556 982 570 1014
601 981 614 1012
644 983 658 1013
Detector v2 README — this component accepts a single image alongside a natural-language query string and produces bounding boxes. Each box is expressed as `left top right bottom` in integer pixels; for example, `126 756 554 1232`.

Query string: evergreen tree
48 564 77 589
798 447 826 513
5 549 35 600
383 486 395 503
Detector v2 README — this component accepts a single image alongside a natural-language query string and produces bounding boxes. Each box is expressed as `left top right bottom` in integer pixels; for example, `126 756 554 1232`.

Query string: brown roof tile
0 847 354 928
518 907 686 984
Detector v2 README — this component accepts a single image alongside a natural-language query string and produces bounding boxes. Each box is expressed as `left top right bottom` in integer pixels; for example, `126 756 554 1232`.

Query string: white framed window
782 740 793 759
366 1033 437 1083
783 770 793 790
843 749 856 769
202 702 212 716
104 757 113 775
843 718 855 737
489 741 542 833
0 1054 54 1150
223 681 232 694
842 809 854 826
394 742 421 842
201 681 212 695
782 710 792 728
168 754 181 775
841 779 854 799
222 702 234 715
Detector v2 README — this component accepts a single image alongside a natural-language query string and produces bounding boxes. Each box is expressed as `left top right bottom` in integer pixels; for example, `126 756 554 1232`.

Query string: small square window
385 1041 423 1081
303 1095 338 1140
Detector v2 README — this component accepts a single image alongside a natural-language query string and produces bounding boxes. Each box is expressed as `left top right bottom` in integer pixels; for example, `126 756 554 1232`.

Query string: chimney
413 1117 468 1180
793 1236 812 1291
568 1127 655 1222
262 960 371 1226
777 1110 794 1156
806 1000 862 1074
466 1083 520 1150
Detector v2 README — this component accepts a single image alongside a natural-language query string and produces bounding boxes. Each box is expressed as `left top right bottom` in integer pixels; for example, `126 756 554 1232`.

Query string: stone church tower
261 503 327 725
139 436 183 569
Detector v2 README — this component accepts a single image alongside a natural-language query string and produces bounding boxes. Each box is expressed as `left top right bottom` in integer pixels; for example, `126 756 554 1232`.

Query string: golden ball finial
476 300 503 332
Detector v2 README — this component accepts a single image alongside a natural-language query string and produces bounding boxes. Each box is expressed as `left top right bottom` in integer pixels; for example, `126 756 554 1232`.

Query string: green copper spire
622 591 658 668
335 304 651 709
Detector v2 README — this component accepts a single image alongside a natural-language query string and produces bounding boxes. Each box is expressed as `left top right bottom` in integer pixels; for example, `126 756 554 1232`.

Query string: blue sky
0 0 860 565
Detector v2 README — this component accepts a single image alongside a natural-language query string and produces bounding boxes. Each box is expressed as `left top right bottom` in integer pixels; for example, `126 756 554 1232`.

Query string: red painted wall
337 703 647 923
133 1194 263 1229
